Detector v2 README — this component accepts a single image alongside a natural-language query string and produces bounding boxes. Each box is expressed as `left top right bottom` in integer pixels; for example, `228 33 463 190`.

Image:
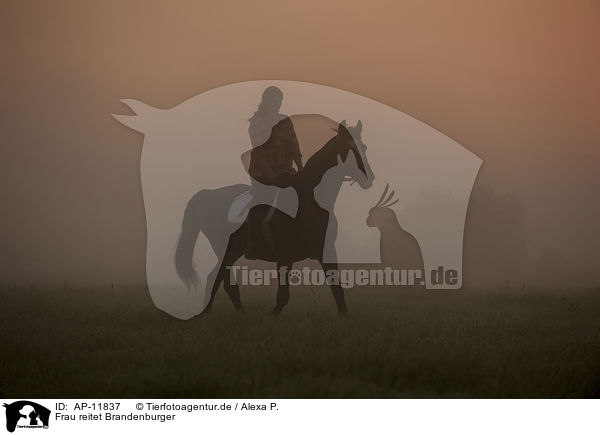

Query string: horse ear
338 122 350 137
112 99 160 133
356 120 362 134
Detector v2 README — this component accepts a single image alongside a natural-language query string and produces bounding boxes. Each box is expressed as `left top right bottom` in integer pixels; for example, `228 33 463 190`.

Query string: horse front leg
272 262 292 316
320 262 348 316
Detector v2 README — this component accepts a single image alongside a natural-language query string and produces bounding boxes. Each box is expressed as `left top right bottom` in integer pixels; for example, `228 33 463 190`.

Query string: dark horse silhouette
175 120 374 316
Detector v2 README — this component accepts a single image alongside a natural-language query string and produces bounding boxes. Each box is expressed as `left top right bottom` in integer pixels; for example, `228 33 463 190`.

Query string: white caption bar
2 399 596 435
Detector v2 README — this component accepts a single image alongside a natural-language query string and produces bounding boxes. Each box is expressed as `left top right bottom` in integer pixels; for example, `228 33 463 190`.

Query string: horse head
335 120 374 189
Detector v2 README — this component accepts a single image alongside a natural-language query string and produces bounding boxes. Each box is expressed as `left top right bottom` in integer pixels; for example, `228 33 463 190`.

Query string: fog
1 0 599 288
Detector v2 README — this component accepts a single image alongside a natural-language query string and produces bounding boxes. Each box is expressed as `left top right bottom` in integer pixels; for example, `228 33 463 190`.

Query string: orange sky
1 0 599 285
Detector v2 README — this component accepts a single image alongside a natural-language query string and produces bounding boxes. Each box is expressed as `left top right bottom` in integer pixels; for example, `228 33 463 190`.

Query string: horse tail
175 183 251 293
175 191 208 289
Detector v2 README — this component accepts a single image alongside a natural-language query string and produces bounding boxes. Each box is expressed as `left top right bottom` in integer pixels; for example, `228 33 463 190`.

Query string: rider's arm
285 117 303 171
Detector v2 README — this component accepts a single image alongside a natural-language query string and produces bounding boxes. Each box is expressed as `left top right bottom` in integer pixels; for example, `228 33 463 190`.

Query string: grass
1 283 599 398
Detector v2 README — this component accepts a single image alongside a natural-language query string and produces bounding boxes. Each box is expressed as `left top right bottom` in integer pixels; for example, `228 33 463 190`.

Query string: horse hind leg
202 270 221 314
202 262 221 314
205 226 247 314
224 274 245 314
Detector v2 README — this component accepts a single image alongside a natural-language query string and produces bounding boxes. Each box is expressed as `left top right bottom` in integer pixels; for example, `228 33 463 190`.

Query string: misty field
1 284 599 398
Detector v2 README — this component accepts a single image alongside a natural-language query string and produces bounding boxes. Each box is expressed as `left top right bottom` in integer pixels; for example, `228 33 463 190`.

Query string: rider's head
258 86 283 114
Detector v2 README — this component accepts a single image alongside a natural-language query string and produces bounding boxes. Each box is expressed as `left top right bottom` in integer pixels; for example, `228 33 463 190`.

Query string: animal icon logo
113 80 482 319
3 401 50 433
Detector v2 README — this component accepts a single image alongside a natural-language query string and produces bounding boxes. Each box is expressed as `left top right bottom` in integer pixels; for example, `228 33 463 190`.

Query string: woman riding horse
246 86 303 258
206 121 372 316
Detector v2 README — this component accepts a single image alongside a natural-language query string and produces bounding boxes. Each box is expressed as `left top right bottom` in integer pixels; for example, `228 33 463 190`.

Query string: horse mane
288 113 339 164
299 132 344 188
